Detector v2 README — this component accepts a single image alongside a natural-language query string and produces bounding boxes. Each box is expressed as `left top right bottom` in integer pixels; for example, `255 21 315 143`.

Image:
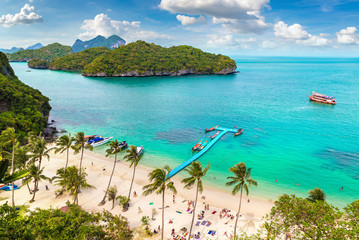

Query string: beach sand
0 145 273 239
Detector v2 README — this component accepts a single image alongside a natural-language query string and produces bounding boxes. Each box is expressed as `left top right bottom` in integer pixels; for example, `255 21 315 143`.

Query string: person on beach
138 207 142 213
173 194 175 203
133 191 137 197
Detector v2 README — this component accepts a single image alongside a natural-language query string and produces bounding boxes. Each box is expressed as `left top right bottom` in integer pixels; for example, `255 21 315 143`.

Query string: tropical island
0 45 359 240
8 39 237 77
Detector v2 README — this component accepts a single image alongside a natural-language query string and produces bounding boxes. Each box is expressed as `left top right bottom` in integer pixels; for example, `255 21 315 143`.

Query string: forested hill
83 41 237 77
7 43 73 62
49 47 110 70
0 52 51 140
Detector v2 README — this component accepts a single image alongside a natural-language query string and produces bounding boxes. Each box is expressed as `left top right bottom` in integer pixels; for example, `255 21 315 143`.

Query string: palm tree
107 186 118 209
54 133 74 172
307 187 326 202
143 166 177 240
28 134 50 197
72 131 93 204
124 145 142 202
226 162 257 240
182 161 210 240
0 127 19 207
22 164 51 202
99 140 122 206
53 165 95 202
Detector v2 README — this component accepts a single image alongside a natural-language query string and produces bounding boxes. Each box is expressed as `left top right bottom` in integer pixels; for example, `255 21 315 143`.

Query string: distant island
27 41 237 77
0 43 43 54
72 35 125 53
7 43 73 62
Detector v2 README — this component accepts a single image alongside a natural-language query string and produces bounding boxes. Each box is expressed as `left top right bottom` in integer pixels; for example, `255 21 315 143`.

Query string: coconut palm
28 134 50 198
226 162 257 240
124 145 142 202
106 186 118 209
53 165 95 202
182 161 210 240
0 127 19 207
98 140 122 206
22 164 51 202
72 131 93 204
54 133 74 172
307 187 326 202
143 166 177 240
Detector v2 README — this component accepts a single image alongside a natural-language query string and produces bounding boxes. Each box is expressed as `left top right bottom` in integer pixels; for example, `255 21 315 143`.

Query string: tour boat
205 125 219 132
309 91 336 105
119 141 128 150
210 131 220 140
234 128 243 136
198 140 208 151
86 135 113 147
192 139 203 151
136 145 144 155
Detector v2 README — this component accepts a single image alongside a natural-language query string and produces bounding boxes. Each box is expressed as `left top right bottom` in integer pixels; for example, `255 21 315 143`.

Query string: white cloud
336 27 359 44
176 15 206 25
260 40 277 48
79 14 172 41
274 21 308 39
159 0 269 34
207 34 256 48
0 4 43 27
296 34 329 46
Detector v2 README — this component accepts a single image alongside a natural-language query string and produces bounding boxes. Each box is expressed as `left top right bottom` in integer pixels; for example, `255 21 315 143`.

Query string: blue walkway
166 127 239 180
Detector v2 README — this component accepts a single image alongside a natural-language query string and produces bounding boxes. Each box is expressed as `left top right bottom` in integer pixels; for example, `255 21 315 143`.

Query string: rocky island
82 41 237 77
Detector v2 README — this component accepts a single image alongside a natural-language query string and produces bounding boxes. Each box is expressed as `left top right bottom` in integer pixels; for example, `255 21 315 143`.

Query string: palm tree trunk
75 146 84 205
127 165 136 201
234 187 243 239
161 188 165 240
27 183 32 194
34 156 43 193
99 153 117 205
112 199 115 210
65 148 69 172
188 180 199 240
11 142 15 207
31 178 36 202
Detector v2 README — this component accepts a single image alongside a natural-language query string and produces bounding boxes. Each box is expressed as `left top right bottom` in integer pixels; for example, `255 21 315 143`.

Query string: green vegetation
28 58 49 69
259 194 359 239
83 41 236 76
49 47 109 70
0 203 133 240
0 53 51 141
7 43 72 62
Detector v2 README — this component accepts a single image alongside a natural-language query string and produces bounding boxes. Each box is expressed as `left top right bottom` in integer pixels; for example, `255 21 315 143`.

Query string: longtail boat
198 140 208 151
210 131 220 140
205 125 219 132
309 91 336 105
234 128 243 136
192 139 202 151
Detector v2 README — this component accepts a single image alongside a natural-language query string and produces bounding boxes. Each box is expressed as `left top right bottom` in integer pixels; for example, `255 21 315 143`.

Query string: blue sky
1 0 359 56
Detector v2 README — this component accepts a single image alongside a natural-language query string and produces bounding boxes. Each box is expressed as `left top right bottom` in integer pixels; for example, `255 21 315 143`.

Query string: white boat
86 135 113 147
136 145 144 155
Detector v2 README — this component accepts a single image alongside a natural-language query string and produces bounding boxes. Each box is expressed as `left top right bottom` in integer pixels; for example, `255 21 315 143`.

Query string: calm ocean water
11 57 359 207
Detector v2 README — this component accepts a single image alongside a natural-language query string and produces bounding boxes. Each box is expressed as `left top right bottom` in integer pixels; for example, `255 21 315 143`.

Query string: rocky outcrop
83 68 237 77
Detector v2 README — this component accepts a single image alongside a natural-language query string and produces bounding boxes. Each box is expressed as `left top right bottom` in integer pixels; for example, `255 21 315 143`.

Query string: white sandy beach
0 145 273 239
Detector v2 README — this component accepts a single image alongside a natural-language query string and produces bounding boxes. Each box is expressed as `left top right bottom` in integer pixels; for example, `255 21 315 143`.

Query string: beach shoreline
0 144 273 239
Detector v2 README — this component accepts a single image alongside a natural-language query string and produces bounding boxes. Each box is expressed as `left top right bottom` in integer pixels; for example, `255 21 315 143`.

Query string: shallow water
11 57 359 207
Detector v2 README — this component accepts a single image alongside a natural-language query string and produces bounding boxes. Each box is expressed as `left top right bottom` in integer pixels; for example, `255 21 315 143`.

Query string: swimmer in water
340 186 343 191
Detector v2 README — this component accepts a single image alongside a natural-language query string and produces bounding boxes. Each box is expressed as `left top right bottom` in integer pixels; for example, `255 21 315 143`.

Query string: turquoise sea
11 57 359 207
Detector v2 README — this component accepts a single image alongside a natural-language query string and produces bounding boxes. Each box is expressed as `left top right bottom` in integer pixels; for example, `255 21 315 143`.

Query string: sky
1 0 359 56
